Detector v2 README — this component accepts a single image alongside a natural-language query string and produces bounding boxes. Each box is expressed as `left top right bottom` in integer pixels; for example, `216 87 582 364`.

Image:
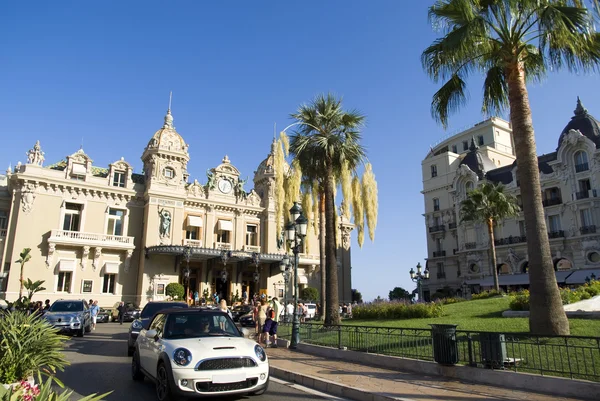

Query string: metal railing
575 190 590 200
0 229 6 238
432 251 446 258
494 235 527 246
277 323 600 382
548 230 565 239
581 225 597 235
575 162 589 173
428 225 445 233
542 198 562 207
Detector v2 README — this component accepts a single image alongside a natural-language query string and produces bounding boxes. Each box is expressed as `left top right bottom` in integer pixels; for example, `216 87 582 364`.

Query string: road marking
270 377 351 400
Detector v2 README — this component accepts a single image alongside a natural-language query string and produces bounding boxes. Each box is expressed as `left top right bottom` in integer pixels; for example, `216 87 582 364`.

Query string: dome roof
146 109 188 153
459 137 496 179
254 138 290 182
557 98 600 149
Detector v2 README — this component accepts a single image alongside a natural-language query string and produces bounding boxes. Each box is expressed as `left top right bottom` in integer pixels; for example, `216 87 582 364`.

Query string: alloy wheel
156 365 169 400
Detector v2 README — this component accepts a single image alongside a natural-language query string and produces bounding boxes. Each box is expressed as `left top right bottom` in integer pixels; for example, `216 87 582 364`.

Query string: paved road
58 323 345 401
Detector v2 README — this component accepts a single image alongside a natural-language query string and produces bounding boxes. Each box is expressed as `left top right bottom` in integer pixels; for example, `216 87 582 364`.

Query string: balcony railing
49 229 134 246
575 162 589 173
548 230 565 239
428 225 445 233
243 244 261 252
437 272 446 279
432 250 446 258
448 222 457 229
183 239 203 247
0 229 6 238
581 225 597 235
494 235 527 246
543 198 562 207
215 242 232 250
575 190 590 200
465 242 477 249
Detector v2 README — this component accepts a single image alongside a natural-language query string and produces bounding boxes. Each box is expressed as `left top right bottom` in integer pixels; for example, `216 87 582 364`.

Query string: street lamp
220 250 231 284
461 281 469 300
280 255 291 306
285 202 308 348
182 246 192 304
409 262 430 302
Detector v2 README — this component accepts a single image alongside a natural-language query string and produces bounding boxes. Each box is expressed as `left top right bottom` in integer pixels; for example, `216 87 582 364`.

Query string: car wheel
85 322 92 333
249 376 269 396
155 363 174 401
127 346 134 357
131 351 144 382
77 327 84 337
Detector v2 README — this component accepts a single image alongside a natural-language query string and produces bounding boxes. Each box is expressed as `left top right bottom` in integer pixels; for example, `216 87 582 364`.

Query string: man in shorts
90 300 99 331
262 297 281 348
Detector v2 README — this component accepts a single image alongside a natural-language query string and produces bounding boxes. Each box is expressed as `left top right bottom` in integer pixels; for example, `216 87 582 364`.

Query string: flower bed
509 281 600 311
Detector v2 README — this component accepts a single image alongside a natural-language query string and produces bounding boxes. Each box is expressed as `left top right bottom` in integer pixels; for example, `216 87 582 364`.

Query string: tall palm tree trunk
487 219 500 292
324 171 340 325
319 191 326 318
506 65 569 335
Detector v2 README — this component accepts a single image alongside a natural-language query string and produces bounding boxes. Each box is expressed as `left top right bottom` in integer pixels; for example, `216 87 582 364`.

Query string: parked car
131 308 269 399
96 308 112 323
238 311 255 327
304 303 317 320
127 301 188 356
43 299 91 337
231 304 252 322
111 301 141 322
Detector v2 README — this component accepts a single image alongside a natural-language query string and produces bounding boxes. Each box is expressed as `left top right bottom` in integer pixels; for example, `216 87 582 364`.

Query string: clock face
218 178 232 194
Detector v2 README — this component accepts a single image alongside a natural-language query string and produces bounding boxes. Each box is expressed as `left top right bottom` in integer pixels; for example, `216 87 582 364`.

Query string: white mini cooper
131 308 269 400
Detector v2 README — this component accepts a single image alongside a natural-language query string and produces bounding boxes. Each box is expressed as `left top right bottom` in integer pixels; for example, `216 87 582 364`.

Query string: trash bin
479 333 507 369
430 324 459 365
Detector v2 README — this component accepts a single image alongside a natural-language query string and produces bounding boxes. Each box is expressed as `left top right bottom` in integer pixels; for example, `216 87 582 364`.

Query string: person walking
117 301 125 325
257 300 268 345
263 297 281 348
90 300 99 331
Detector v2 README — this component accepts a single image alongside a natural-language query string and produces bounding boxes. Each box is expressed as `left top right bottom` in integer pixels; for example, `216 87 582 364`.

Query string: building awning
104 262 120 275
565 268 600 285
187 215 203 228
218 220 233 231
298 275 308 285
71 163 87 175
58 259 76 272
555 271 573 284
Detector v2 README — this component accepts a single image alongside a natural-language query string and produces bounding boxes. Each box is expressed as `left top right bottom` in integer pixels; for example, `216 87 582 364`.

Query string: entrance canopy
565 268 600 285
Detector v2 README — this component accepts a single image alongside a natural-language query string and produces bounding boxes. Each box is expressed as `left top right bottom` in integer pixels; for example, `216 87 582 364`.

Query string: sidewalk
266 346 588 401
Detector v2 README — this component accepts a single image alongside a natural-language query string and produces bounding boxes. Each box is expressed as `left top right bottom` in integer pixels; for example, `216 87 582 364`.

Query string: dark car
111 301 141 322
127 301 188 356
43 300 91 337
231 304 253 322
96 308 111 323
239 311 256 327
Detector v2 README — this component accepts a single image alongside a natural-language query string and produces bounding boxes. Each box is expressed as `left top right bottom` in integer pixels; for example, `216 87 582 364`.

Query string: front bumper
49 321 83 334
170 363 269 397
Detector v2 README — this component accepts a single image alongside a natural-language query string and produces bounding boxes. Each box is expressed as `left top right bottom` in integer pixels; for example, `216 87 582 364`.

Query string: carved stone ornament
159 208 172 239
506 247 521 273
245 189 261 207
20 183 37 214
124 249 133 273
565 129 583 146
46 243 56 267
340 225 353 250
81 246 90 270
26 140 45 166
187 179 206 198
92 247 102 270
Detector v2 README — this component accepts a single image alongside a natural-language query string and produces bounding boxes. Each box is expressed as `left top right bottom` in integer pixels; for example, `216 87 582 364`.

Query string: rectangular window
63 203 81 231
0 210 7 229
107 208 124 236
217 230 230 244
57 272 72 292
102 274 116 294
246 225 257 246
518 220 526 237
548 215 561 233
463 141 468 151
581 209 593 227
430 165 437 178
451 145 457 153
478 135 484 145
112 171 126 187
437 262 445 273
579 179 591 192
185 227 198 240
433 198 440 211
436 238 443 252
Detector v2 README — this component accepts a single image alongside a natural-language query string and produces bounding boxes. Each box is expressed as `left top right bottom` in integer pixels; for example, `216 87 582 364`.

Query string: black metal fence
277 322 600 382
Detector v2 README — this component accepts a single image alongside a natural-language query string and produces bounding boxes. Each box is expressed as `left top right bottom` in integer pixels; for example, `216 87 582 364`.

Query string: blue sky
1 1 599 301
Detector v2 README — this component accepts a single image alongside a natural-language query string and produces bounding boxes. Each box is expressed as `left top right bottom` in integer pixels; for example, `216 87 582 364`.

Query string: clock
218 178 232 194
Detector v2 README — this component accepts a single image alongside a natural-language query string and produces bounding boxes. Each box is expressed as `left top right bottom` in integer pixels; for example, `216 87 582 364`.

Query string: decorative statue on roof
206 169 216 190
236 177 248 200
277 231 285 250
158 208 172 239
26 140 45 166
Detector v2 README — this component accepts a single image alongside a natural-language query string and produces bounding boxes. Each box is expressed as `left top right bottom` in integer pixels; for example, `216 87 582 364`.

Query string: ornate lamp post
285 202 308 348
279 255 291 305
182 246 192 304
409 262 430 302
461 281 469 300
252 252 261 294
219 250 231 302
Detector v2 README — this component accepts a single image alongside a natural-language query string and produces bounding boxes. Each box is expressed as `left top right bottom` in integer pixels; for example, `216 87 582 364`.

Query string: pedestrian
43 299 51 310
90 300 99 331
194 290 199 306
257 299 268 345
263 297 281 348
117 301 125 325
286 302 294 323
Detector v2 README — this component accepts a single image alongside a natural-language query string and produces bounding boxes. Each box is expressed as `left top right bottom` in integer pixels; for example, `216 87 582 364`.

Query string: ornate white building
421 99 600 300
0 108 354 306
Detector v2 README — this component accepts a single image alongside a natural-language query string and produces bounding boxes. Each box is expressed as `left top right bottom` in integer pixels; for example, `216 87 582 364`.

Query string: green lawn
347 297 600 337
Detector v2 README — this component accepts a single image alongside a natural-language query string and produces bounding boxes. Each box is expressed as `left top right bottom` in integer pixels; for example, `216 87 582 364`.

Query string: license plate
212 373 246 384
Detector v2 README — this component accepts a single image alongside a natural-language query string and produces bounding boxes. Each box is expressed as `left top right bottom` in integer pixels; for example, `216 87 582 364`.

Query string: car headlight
173 348 192 366
131 320 143 330
254 344 266 362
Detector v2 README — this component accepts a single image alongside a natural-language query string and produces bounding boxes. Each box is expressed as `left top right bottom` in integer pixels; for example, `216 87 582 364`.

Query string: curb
269 366 405 401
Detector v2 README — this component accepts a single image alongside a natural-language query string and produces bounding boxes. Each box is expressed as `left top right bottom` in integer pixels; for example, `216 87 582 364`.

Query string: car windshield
141 303 186 319
164 312 241 339
49 302 83 312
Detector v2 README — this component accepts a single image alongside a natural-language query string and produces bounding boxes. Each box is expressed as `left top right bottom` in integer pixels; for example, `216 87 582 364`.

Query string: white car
131 308 269 400
304 303 317 320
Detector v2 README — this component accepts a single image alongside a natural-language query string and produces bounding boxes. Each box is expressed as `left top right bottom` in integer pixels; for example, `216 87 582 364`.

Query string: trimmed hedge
352 301 444 320
472 289 505 300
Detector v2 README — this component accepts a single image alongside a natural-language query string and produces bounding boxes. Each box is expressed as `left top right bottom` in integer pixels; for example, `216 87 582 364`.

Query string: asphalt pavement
57 322 347 401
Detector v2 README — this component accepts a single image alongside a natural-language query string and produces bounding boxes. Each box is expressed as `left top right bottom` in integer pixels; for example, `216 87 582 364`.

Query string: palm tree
422 0 600 335
16 247 32 300
289 93 367 325
460 182 520 292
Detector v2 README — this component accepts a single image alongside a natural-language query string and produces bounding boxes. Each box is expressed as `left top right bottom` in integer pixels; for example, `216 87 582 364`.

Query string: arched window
574 151 589 172
497 264 511 275
465 181 474 192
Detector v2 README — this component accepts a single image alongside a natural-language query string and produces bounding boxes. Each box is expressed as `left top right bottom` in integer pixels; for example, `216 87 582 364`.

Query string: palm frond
431 74 469 128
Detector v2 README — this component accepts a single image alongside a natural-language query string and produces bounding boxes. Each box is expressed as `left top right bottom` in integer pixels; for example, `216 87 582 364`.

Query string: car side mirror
240 328 250 338
145 329 158 339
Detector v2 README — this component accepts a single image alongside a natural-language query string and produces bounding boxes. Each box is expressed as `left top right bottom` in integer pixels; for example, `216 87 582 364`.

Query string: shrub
508 281 600 311
472 289 505 300
352 300 444 320
165 283 185 300
301 287 319 302
0 311 69 384
0 375 110 400
438 297 466 305
508 290 530 311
